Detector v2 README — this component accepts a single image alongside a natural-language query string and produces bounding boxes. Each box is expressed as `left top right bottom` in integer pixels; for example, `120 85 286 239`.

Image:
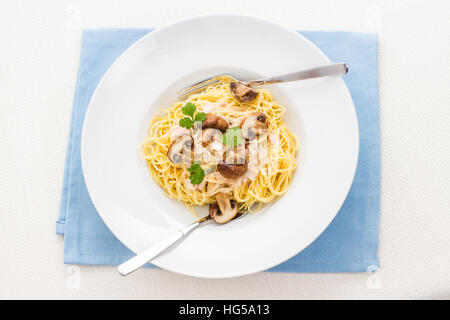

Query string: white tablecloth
0 0 449 299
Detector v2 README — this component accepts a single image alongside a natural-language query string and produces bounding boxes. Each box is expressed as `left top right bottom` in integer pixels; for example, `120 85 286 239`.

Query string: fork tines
177 74 229 100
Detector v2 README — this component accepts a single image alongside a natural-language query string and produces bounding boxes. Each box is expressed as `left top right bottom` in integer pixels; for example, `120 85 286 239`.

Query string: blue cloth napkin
57 28 380 273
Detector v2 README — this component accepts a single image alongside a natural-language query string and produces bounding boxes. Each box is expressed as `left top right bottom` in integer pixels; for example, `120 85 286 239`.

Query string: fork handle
117 221 201 276
246 63 348 86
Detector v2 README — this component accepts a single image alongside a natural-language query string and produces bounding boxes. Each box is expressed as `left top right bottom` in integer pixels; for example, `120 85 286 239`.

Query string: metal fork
177 62 348 100
117 211 248 276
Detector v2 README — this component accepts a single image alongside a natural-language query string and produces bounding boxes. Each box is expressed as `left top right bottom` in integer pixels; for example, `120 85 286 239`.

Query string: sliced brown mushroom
230 82 259 102
201 128 222 147
202 113 229 132
209 203 220 220
209 193 238 224
167 134 193 166
217 162 248 179
240 112 269 140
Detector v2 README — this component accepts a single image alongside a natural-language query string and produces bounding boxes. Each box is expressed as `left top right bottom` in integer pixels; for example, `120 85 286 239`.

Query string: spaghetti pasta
141 78 298 218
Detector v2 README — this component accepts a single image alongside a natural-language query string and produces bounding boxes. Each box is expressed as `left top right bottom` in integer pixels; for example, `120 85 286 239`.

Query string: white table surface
1 0 449 300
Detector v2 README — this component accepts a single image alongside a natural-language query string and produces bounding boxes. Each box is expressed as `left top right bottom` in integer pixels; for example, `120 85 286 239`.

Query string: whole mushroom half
217 162 248 179
217 145 248 179
240 112 269 140
167 134 193 166
209 193 238 224
230 82 259 102
202 113 229 133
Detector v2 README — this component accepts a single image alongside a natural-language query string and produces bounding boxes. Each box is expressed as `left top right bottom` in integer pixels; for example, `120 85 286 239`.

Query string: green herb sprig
187 163 205 185
179 102 207 129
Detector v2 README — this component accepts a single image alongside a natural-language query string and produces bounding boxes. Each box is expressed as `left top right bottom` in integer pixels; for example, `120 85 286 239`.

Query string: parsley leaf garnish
187 163 205 185
179 103 207 129
194 112 207 122
181 102 197 118
179 117 193 129
222 127 244 147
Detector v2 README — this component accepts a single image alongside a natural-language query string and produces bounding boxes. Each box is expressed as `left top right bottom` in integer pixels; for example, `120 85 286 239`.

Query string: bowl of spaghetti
142 76 298 222
81 14 359 278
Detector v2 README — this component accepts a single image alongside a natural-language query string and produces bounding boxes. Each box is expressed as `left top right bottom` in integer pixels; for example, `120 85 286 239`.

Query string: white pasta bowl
81 14 359 278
